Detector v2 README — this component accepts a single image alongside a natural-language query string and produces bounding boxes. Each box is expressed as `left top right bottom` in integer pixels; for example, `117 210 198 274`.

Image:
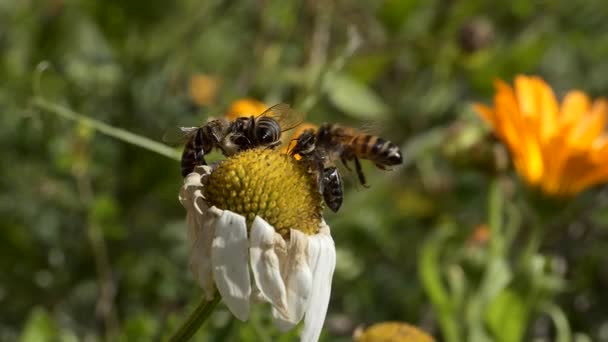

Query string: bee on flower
474 75 608 197
179 147 336 342
170 100 303 177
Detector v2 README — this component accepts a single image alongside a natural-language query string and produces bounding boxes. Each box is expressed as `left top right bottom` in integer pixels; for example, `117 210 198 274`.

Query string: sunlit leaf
485 289 528 342
325 73 390 120
20 308 58 342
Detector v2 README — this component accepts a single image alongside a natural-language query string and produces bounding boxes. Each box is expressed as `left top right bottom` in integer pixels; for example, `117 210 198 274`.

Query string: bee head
296 130 317 155
386 147 403 165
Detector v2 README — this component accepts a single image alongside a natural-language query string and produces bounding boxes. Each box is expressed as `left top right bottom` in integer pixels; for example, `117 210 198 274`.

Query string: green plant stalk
31 97 181 161
169 295 221 342
467 180 512 342
518 216 543 273
419 226 460 342
540 302 571 342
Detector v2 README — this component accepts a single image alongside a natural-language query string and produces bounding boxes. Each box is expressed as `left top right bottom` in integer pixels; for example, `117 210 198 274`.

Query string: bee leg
265 140 282 150
341 157 353 171
375 163 391 171
354 156 370 188
195 150 208 166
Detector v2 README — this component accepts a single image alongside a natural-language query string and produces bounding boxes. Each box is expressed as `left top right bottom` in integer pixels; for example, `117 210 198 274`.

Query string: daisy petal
189 208 219 300
211 210 251 321
272 229 313 331
250 216 289 314
301 223 336 342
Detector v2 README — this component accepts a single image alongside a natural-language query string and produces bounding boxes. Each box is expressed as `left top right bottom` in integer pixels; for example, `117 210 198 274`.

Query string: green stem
488 180 504 256
169 295 221 342
419 226 460 342
518 218 542 272
31 97 181 161
540 302 571 342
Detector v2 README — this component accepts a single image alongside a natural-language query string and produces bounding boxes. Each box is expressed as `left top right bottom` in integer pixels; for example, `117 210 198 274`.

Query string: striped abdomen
180 129 206 177
253 116 282 146
351 134 402 167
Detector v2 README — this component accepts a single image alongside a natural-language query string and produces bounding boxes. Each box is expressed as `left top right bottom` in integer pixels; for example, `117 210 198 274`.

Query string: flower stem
31 97 181 161
169 295 221 342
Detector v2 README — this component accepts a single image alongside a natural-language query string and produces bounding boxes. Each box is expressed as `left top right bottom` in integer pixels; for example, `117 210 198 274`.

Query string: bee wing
357 120 384 135
257 103 306 132
329 121 385 145
162 126 199 145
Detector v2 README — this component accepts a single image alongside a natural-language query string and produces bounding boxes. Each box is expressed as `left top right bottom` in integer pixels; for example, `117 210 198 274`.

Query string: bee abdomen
353 135 402 166
322 167 343 212
254 117 281 145
181 142 197 177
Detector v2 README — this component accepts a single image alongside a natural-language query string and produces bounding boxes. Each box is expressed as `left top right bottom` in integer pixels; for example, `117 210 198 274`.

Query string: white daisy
179 149 336 342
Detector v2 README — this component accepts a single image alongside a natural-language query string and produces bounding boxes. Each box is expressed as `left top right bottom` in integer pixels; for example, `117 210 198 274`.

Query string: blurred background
2 0 608 341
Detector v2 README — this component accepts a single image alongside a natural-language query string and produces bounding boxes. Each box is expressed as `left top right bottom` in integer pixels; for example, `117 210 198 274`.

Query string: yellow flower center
204 148 323 237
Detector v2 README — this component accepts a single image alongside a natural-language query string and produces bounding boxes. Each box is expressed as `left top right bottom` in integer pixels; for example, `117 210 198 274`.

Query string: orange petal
560 90 590 127
494 89 544 184
515 75 539 120
531 76 559 142
567 99 607 149
472 103 496 127
567 158 608 195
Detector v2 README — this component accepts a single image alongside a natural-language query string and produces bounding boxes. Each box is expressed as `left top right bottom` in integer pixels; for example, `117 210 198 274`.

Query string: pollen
204 148 323 237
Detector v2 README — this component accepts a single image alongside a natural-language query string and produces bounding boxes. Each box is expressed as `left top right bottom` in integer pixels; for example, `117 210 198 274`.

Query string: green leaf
325 73 390 120
20 308 58 342
119 313 158 342
377 0 420 32
419 225 461 342
485 289 528 342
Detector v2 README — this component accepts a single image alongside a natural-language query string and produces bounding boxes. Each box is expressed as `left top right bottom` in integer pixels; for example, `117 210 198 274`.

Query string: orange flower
225 98 268 121
468 224 490 246
474 75 608 196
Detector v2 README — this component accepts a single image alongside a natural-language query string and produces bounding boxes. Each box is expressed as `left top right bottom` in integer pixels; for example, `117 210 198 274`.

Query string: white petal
189 209 217 300
272 229 313 332
250 280 266 303
301 222 336 342
249 216 289 314
211 210 251 321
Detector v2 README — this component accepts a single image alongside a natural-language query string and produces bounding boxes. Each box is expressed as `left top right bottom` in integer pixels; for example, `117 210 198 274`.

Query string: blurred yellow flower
354 322 434 342
474 75 608 196
225 98 268 121
189 74 220 107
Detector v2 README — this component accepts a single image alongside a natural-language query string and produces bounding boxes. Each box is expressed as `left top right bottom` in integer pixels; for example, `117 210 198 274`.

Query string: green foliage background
2 0 608 341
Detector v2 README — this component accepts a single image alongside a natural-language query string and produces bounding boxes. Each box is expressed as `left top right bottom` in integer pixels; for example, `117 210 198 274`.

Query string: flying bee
289 128 344 212
315 123 403 187
289 123 403 211
167 103 304 177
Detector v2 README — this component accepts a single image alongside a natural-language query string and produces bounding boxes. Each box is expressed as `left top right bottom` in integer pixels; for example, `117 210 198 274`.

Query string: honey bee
171 103 303 177
289 123 402 211
315 123 403 187
289 128 344 212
